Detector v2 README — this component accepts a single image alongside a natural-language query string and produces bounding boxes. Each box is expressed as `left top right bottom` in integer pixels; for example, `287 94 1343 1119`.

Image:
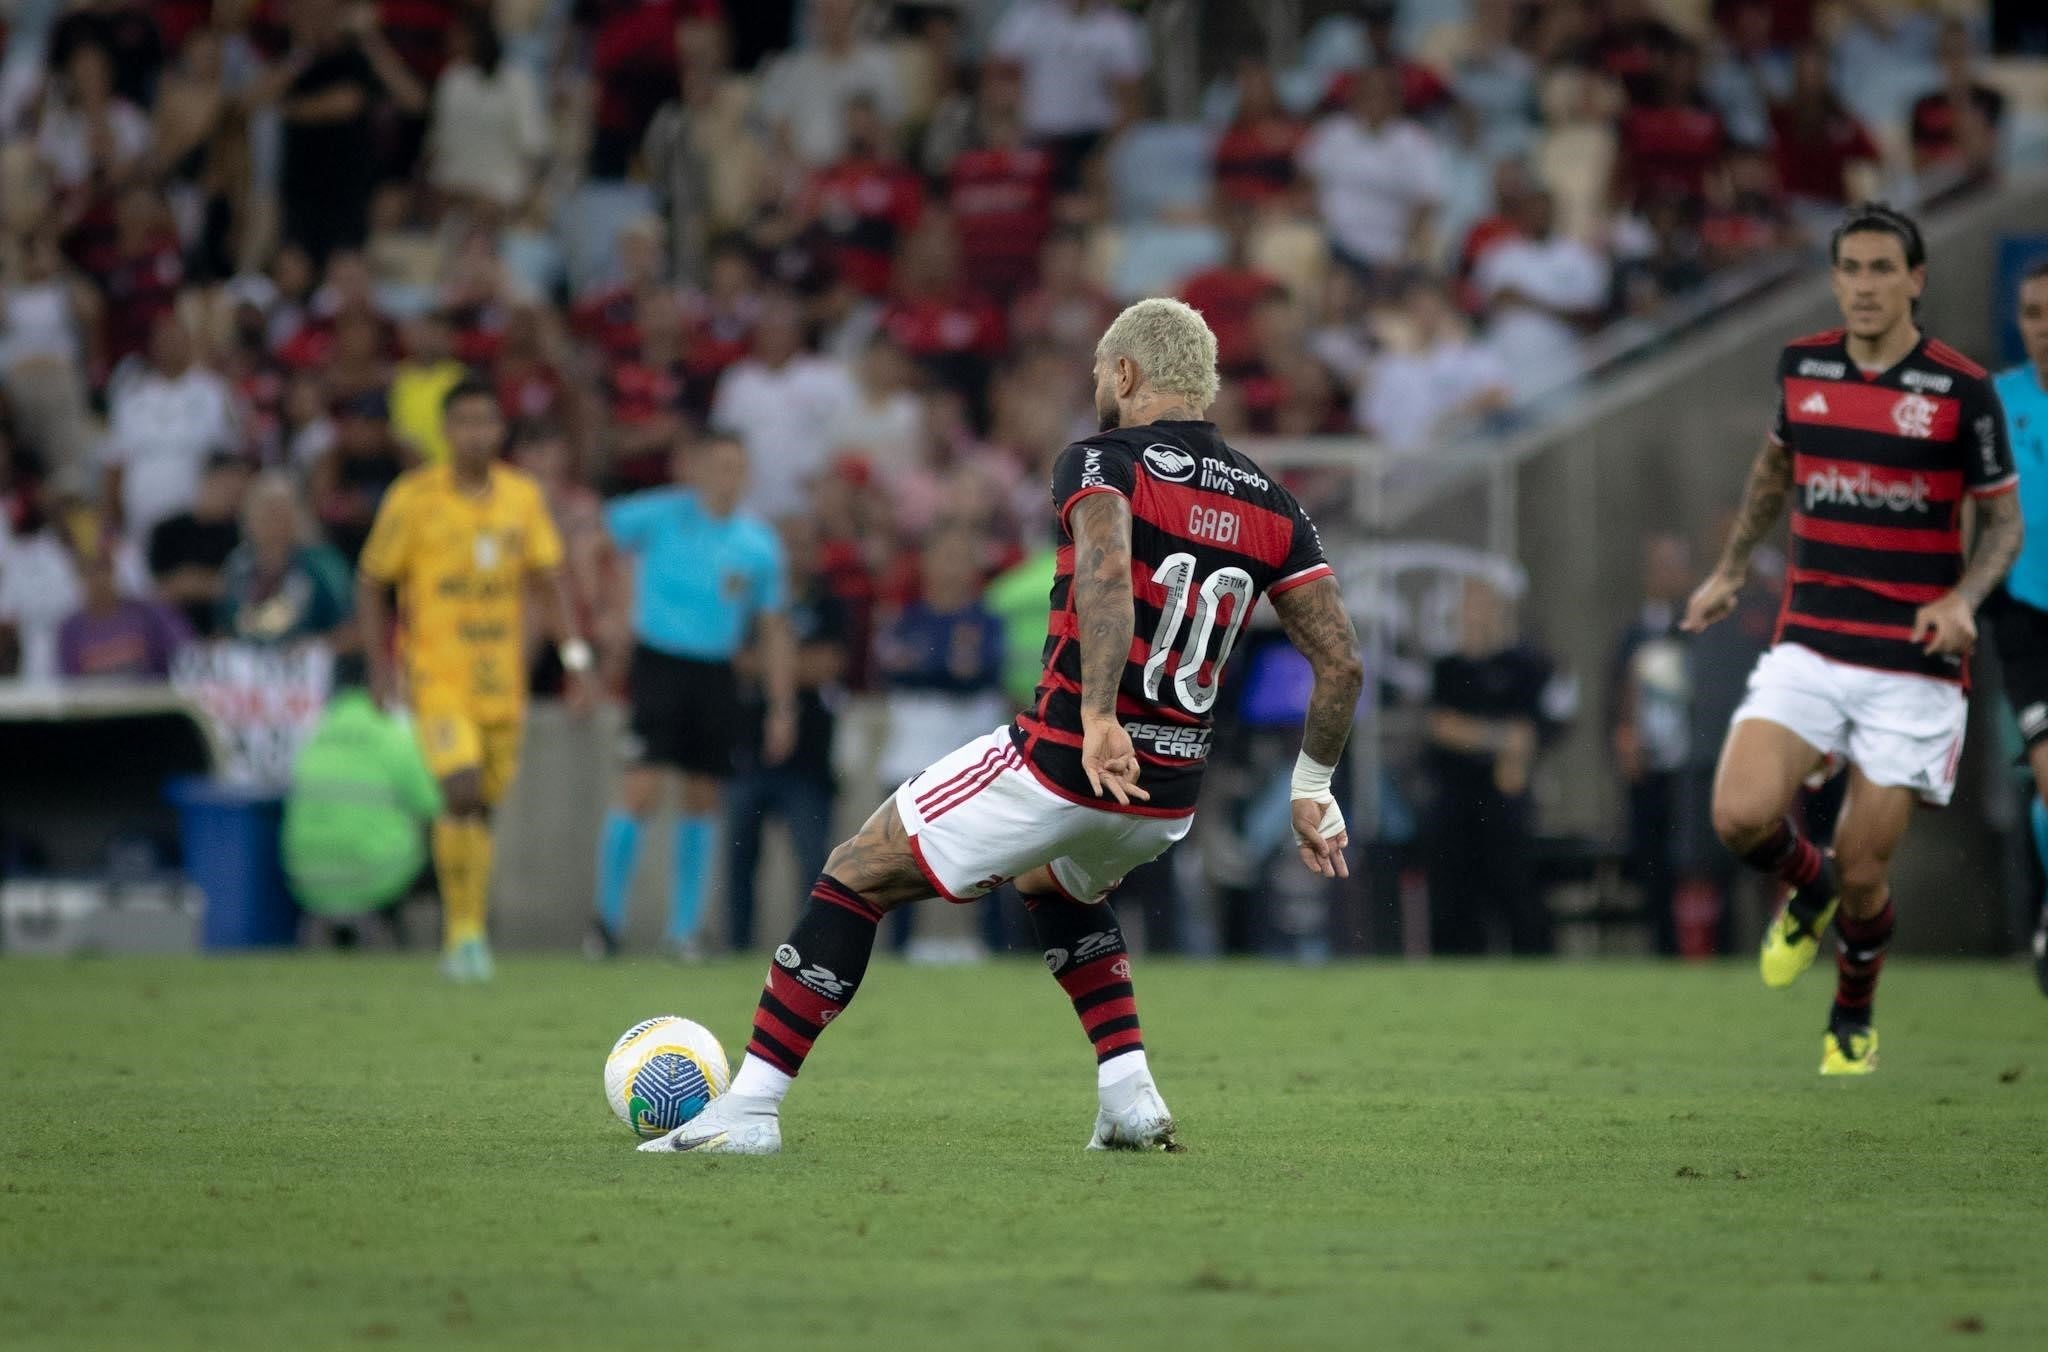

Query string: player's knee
1710 793 1778 853
616 767 661 817
441 772 485 817
1835 850 1890 912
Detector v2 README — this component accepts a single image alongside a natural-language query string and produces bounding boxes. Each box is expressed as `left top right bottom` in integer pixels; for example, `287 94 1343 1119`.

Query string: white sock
1098 1048 1150 1091
728 1053 794 1106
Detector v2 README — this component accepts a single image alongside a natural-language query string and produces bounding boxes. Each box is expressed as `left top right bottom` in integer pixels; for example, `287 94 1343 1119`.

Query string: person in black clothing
147 452 249 637
1423 576 1572 955
725 518 848 952
251 0 425 267
1607 533 1697 955
311 390 405 564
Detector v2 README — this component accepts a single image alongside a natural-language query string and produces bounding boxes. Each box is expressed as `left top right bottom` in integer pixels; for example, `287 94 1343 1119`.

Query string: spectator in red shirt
946 71 1054 304
1698 145 1791 268
1007 227 1117 359
570 219 667 362
605 288 690 490
101 186 184 374
1212 58 1307 208
1361 2 1454 117
802 95 926 300
1769 45 1880 213
1176 205 1283 374
1595 0 1684 105
679 238 762 409
1456 158 1535 309
881 212 1006 428
1908 19 2004 184
584 0 718 179
1618 44 1726 208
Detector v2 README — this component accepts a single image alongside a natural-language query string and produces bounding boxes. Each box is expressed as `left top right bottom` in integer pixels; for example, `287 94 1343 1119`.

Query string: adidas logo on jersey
1799 392 1831 416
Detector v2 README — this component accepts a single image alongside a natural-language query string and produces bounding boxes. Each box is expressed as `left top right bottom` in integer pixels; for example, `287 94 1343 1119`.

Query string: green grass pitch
3 955 2046 1350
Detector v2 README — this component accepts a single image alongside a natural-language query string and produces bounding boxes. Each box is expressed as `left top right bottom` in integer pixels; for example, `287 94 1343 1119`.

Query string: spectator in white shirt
754 0 904 167
1298 64 1443 282
35 38 152 193
710 292 857 520
1359 277 1513 453
100 315 242 542
427 12 547 221
990 0 1149 187
1474 190 1610 402
826 335 925 489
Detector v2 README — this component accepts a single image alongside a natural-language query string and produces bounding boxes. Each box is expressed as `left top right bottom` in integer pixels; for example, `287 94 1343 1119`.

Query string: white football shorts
1731 642 1967 806
892 726 1193 904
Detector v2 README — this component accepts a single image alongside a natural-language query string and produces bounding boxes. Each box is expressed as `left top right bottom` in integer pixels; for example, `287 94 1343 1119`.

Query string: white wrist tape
558 638 594 673
1290 753 1347 842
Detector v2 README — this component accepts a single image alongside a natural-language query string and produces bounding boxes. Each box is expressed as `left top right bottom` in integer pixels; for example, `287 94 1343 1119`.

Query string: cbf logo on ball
1142 444 1196 482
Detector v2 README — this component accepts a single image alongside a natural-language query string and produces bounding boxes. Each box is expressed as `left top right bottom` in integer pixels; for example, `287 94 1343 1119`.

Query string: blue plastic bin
166 777 299 949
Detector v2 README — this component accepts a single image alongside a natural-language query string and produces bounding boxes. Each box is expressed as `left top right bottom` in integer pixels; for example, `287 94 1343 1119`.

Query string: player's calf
1023 883 1178 1151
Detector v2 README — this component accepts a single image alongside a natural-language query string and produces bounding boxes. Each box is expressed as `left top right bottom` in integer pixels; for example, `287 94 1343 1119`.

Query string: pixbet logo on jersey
1803 465 1932 513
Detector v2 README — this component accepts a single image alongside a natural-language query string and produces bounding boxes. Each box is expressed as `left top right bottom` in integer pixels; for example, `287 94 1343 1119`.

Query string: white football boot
1088 1074 1180 1152
636 1093 783 1156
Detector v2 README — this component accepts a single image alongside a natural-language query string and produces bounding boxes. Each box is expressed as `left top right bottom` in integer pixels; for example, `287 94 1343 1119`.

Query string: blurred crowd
0 0 2024 952
0 0 2021 685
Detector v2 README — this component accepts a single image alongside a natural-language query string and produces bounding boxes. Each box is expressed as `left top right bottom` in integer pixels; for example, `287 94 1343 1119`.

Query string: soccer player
589 434 797 958
1988 258 2048 993
356 379 594 982
640 298 1363 1156
1683 205 2022 1074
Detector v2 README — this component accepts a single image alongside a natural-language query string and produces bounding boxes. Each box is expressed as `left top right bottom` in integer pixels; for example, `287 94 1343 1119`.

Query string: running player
641 298 1364 1155
1987 257 2048 993
1683 205 2022 1074
356 379 594 981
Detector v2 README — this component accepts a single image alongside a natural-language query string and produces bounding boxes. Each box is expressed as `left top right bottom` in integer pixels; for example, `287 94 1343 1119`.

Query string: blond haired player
356 379 593 981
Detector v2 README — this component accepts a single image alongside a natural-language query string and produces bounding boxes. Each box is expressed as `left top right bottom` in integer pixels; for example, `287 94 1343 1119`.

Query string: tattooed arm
1067 492 1147 804
1683 437 1792 632
1914 489 2023 656
1270 576 1366 767
1271 575 1364 879
1954 490 2024 608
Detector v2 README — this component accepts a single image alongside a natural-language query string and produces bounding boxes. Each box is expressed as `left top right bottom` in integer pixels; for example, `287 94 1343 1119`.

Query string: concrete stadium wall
1512 174 2048 954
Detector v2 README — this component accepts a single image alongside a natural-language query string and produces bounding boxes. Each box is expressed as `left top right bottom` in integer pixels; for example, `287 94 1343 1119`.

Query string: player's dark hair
441 375 497 414
1829 202 1926 270
2023 256 2048 286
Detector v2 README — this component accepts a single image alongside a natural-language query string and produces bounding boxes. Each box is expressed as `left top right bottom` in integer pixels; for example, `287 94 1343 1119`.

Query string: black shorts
1988 587 2048 746
625 645 739 777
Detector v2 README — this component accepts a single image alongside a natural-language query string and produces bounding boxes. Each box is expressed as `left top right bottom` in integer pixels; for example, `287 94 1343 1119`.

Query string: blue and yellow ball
603 1016 731 1139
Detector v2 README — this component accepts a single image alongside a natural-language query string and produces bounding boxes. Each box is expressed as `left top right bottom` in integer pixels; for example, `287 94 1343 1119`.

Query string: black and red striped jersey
1012 421 1334 816
1768 328 2016 681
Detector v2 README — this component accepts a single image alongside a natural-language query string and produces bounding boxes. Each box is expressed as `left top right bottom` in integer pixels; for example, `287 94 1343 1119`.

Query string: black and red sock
744 875 882 1079
1831 901 1895 1030
1741 816 1832 922
1027 894 1144 1067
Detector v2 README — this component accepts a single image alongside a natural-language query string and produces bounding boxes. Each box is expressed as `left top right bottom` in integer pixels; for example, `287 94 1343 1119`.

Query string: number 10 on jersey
1141 553 1254 715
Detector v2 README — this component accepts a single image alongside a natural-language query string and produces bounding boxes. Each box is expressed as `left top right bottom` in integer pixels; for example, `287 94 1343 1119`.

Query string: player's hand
1680 568 1742 633
1291 796 1349 879
1080 716 1149 806
1913 591 1977 657
763 703 798 766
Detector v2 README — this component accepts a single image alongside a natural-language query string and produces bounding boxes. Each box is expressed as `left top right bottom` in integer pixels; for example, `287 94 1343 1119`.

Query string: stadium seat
1106 221 1227 302
554 181 659 296
1107 122 1220 225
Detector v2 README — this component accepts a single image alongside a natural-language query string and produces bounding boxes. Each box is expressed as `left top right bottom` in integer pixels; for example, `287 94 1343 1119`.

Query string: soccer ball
603 1016 730 1139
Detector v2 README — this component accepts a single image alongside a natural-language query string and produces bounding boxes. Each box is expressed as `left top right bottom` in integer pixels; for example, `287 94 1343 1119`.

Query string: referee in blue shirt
1989 257 2048 991
591 434 796 957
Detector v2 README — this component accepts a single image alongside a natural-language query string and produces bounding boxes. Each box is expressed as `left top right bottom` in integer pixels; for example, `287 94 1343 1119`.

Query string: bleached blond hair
1095 297 1220 410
